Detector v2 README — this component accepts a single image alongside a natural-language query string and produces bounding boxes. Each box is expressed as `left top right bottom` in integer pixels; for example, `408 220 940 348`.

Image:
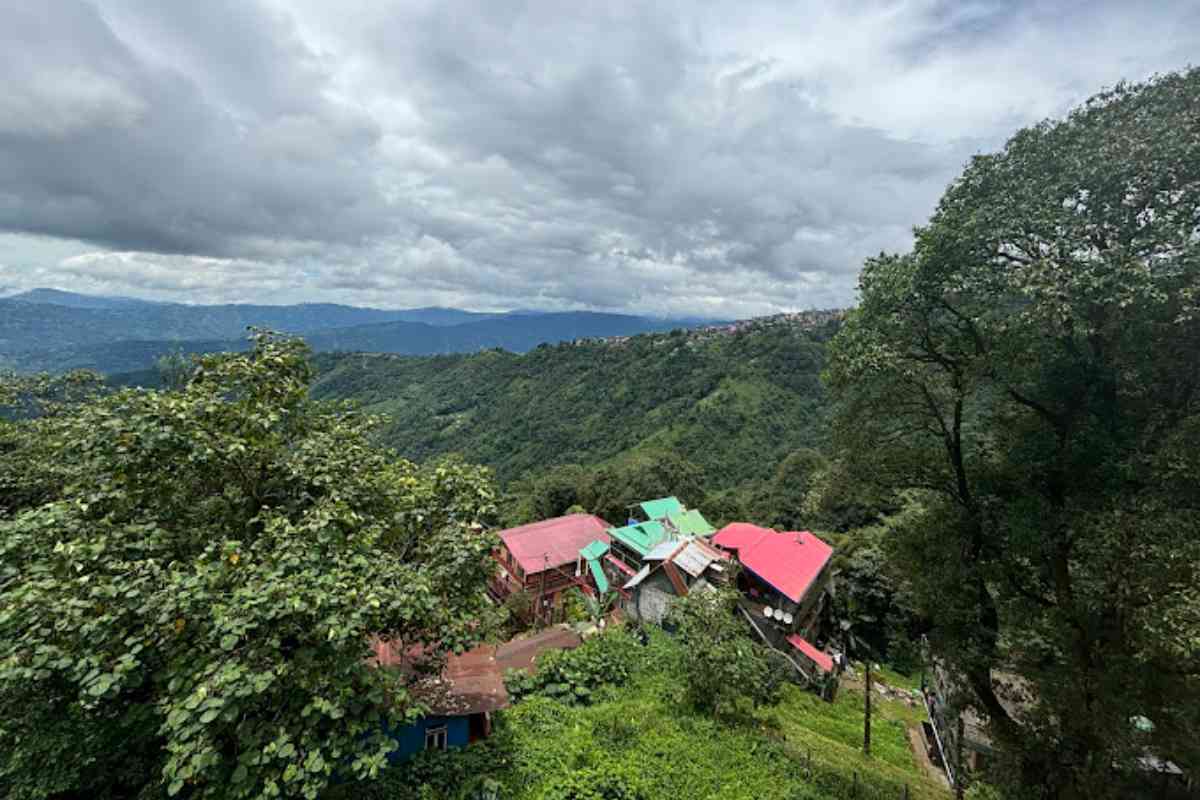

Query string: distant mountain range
0 289 718 374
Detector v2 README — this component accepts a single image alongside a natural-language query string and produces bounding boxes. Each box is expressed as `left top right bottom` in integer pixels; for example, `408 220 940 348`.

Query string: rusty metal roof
672 539 723 578
370 625 583 717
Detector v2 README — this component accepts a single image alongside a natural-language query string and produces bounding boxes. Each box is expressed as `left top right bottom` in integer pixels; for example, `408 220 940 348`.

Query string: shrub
538 763 647 800
505 629 640 705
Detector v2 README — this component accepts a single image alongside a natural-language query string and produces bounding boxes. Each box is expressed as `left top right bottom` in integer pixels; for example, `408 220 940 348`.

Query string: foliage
502 590 537 636
323 739 504 800
504 629 640 706
826 69 1200 797
964 785 1004 800
0 333 501 800
335 628 946 800
828 526 924 669
537 763 648 800
573 588 618 625
156 350 197 392
0 369 106 517
665 589 783 716
579 451 708 526
309 321 835 523
801 458 898 533
748 447 828 531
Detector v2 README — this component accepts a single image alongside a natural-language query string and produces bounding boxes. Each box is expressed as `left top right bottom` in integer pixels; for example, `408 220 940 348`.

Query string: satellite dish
763 606 774 619
783 612 794 625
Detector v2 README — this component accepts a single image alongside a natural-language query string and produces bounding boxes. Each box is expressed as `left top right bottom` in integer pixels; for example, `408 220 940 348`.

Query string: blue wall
389 715 472 762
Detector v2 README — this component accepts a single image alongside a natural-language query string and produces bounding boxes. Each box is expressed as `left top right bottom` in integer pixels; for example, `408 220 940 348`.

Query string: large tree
827 70 1200 798
0 335 500 800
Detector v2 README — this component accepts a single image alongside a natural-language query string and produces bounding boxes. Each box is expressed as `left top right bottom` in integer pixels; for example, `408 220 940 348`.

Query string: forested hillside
311 315 838 522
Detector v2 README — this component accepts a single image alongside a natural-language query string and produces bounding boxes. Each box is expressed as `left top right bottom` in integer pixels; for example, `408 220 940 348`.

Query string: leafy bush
325 739 507 800
505 629 641 705
538 763 647 800
665 589 783 716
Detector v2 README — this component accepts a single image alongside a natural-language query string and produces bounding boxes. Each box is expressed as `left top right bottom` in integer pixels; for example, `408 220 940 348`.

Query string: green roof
668 509 715 537
640 496 683 520
587 558 609 593
579 539 610 560
607 520 669 556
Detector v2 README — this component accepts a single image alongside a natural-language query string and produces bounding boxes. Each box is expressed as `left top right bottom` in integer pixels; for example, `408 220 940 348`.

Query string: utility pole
864 658 872 757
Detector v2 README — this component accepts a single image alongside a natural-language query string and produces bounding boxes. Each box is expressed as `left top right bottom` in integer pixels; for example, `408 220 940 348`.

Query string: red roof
711 523 832 604
787 635 834 674
605 553 636 576
499 514 612 574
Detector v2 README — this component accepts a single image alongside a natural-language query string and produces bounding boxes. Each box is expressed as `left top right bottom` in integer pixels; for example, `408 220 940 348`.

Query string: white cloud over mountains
1 0 1196 316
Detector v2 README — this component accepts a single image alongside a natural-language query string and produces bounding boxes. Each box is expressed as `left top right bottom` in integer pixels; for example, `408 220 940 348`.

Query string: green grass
334 630 949 800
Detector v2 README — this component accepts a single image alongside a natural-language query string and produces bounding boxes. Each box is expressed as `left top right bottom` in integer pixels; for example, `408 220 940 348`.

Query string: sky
0 1 1196 317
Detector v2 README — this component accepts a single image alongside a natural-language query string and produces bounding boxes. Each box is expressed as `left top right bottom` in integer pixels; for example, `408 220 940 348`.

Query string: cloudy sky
1 1 1196 316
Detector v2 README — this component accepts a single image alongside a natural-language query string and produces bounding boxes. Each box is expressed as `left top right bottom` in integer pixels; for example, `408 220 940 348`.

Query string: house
595 498 718 600
622 537 730 624
710 523 835 677
372 626 582 761
490 514 613 621
604 518 672 573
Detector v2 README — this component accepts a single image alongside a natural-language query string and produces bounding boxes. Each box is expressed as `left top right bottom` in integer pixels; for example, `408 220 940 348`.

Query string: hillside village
372 497 1195 798
1 26 1197 800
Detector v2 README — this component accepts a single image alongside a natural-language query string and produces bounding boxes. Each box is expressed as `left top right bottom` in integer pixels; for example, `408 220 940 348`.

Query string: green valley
310 314 840 524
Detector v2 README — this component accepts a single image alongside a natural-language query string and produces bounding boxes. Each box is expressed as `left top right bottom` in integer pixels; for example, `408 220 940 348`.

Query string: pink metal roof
711 523 832 604
499 513 612 574
787 634 835 674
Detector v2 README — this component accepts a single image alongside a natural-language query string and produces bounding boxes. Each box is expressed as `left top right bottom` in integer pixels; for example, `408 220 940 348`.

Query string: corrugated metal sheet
639 496 683 520
712 524 832 604
373 626 584 717
607 520 669 556
605 554 636 576
579 539 609 560
667 509 715 536
663 562 688 596
644 540 681 561
786 634 834 673
586 558 609 593
672 539 717 578
500 514 612 574
623 564 652 590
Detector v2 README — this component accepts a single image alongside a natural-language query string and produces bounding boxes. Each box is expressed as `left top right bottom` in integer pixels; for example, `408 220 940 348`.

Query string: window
424 725 448 751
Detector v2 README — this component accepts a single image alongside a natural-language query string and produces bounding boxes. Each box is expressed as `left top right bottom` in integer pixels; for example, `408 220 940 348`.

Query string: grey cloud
0 0 388 257
1 0 1198 316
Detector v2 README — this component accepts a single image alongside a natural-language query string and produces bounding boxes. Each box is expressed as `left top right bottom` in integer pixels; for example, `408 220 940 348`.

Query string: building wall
630 571 677 624
388 715 472 762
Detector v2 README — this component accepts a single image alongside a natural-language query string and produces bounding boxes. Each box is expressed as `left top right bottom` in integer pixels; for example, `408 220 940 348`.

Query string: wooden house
711 523 835 677
490 514 612 621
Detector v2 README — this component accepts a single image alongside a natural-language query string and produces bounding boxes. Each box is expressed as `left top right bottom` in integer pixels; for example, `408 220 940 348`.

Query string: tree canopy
665 588 783 717
0 334 500 800
827 69 1200 797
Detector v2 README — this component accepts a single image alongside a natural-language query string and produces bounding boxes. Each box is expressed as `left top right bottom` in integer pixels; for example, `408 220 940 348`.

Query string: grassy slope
339 630 947 800
309 321 835 490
